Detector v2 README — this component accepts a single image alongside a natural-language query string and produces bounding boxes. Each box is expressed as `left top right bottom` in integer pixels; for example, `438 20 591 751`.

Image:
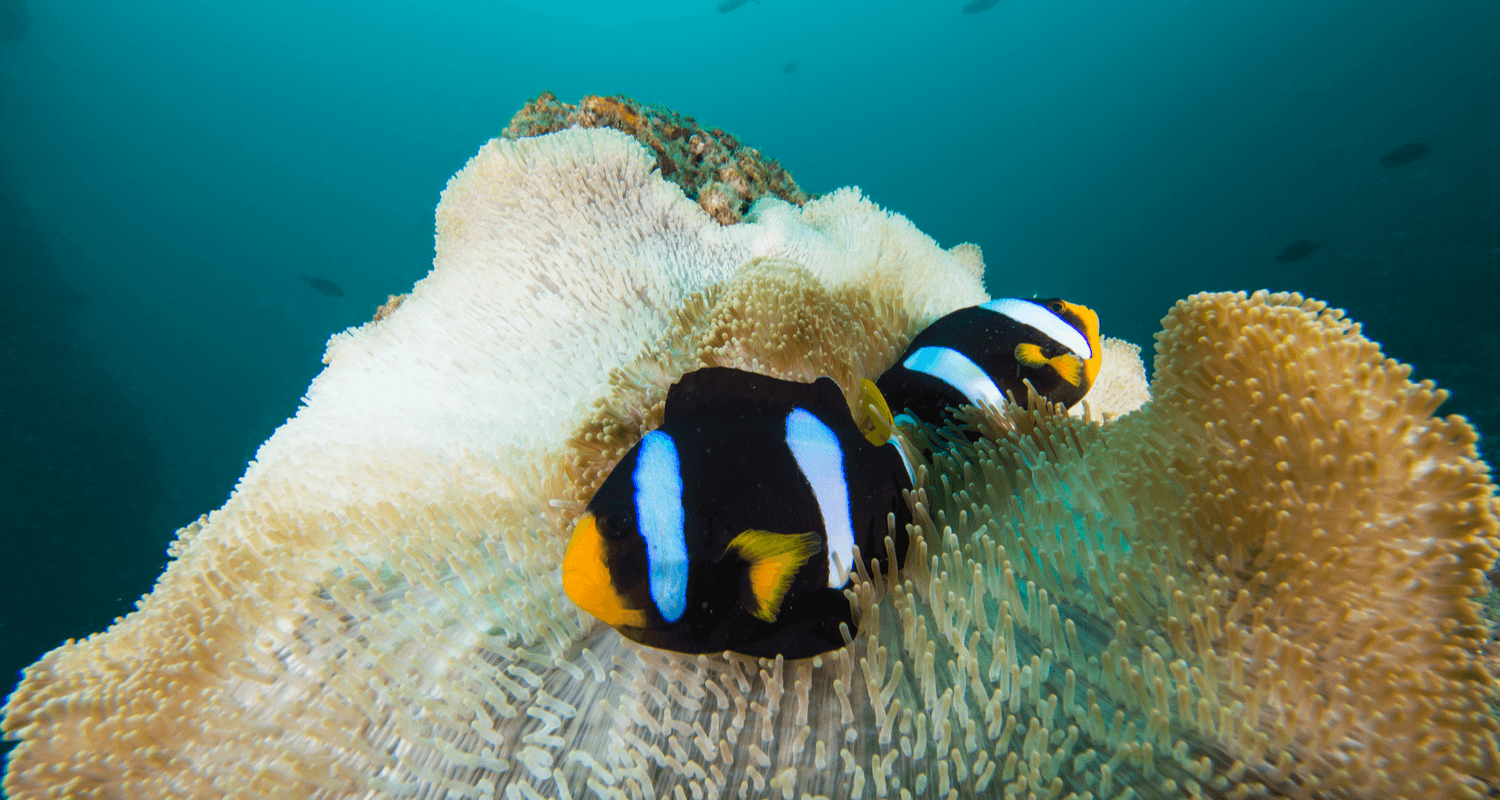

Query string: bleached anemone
4 125 1496 800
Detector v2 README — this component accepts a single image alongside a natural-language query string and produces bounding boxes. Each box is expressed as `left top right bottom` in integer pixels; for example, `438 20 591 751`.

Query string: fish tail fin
1014 342 1049 369
1050 354 1083 386
856 378 896 446
727 530 822 623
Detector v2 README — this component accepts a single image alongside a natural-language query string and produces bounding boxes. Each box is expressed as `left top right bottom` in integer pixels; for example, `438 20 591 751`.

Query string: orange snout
562 513 647 629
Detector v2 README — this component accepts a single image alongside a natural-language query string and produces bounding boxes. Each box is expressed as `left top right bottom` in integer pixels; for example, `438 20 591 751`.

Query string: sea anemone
1 126 985 798
901 290 1500 799
4 125 1495 800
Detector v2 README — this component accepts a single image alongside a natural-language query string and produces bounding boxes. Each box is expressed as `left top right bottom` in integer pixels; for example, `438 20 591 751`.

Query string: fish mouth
562 514 648 629
563 566 649 631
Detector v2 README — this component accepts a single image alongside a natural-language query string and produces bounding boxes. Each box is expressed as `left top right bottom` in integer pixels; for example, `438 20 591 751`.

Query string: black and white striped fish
877 297 1102 425
562 368 913 659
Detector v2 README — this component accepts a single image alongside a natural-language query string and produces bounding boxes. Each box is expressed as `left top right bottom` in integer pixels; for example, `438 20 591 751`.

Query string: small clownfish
562 368 914 659
876 297 1102 425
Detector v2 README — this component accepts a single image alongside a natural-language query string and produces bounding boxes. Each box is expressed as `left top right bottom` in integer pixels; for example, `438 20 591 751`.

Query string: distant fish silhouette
783 61 799 75
1379 142 1429 168
963 0 1002 12
716 0 759 12
1275 240 1321 263
302 275 345 297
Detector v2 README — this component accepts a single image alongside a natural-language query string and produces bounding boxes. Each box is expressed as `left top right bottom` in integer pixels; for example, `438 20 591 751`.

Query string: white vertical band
633 431 688 622
903 346 1005 408
785 409 855 588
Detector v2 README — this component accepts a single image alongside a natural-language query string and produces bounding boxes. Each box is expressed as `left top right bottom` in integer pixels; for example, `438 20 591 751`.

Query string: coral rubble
504 92 808 224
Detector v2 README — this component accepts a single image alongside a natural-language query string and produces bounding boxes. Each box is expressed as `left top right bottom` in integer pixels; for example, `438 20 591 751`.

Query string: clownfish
876 297 1102 425
562 368 913 659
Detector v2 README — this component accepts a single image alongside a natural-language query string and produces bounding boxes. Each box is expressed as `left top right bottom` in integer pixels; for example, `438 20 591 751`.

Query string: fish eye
600 512 629 540
1048 301 1064 313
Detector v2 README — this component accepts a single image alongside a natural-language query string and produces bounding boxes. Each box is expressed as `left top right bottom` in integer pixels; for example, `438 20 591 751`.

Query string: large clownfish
877 297 1102 425
563 368 914 659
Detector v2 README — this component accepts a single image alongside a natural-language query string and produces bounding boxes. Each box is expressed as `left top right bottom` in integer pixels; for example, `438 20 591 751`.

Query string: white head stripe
633 431 688 623
784 408 855 588
981 298 1092 359
903 346 1005 408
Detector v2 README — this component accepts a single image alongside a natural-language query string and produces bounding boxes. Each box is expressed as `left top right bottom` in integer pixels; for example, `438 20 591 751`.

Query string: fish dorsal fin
665 368 852 423
856 379 896 446
726 530 823 623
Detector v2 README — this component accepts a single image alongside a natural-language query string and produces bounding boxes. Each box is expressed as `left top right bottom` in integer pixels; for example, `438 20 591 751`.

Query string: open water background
2 0 1497 763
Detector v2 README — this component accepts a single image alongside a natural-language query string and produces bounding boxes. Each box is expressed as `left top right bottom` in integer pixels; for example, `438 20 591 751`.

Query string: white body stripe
633 431 688 623
785 408 855 588
903 346 1005 408
890 414 919 482
981 298 1092 358
890 440 916 484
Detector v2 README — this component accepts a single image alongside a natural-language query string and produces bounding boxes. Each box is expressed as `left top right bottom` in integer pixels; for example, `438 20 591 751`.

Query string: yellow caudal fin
1014 342 1049 369
1050 354 1083 386
727 530 822 623
856 379 896 446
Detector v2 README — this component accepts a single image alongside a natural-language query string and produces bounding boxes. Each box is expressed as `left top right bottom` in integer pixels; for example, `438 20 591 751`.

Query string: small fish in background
877 297 1102 427
1275 239 1321 263
302 274 344 297
962 0 1002 12
1379 142 1430 168
716 0 758 12
562 368 913 659
782 60 799 75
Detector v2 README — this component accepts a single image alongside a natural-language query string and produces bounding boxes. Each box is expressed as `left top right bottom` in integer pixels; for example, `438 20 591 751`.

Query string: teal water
2 0 1497 758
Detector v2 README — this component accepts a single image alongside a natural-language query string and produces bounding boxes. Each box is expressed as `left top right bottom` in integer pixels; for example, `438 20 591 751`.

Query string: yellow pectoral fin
1050 354 1083 386
563 514 648 629
1014 342 1049 369
857 378 896 446
727 530 823 623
